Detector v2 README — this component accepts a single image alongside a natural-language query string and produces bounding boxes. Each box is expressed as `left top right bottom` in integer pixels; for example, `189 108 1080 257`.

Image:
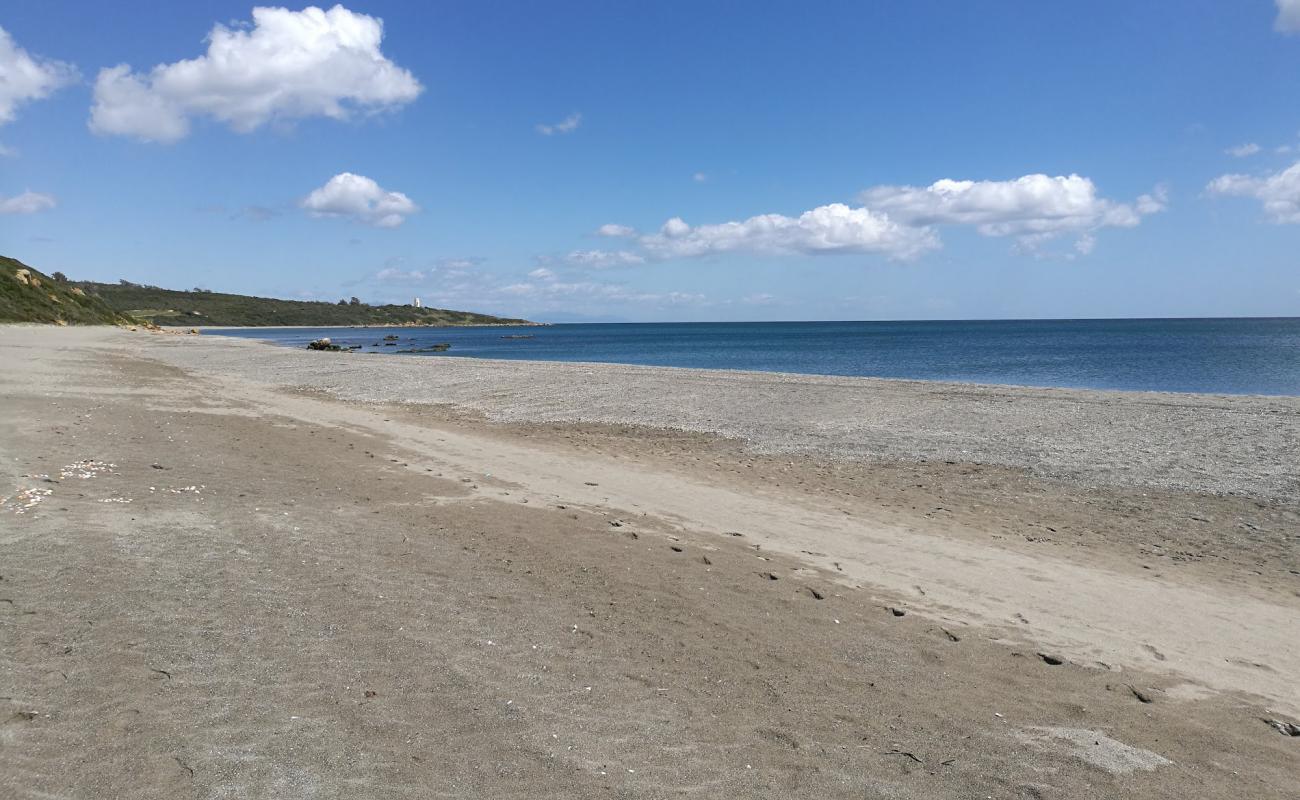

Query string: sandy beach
2 325 1297 799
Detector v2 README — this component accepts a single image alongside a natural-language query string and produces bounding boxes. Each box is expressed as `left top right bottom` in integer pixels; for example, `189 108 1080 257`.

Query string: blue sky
2 1 1299 322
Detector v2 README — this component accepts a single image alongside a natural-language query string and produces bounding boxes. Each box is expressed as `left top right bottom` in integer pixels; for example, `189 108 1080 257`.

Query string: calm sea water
209 318 1300 396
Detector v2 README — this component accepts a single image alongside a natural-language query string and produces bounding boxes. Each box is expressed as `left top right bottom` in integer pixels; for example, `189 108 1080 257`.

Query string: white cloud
1206 160 1300 223
596 223 636 237
0 26 78 126
536 112 581 136
565 249 646 268
1276 0 1300 33
0 143 16 157
1134 188 1168 215
0 190 56 214
858 173 1164 250
375 267 426 282
1226 142 1261 158
640 203 939 260
661 217 691 237
89 5 421 142
439 258 482 272
589 173 1162 265
367 258 704 312
301 172 417 228
372 257 480 285
500 279 704 306
692 172 708 183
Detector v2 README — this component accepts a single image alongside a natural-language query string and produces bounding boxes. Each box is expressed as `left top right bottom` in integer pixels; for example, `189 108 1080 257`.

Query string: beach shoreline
2 326 1297 798
194 316 1300 399
189 322 550 331
198 322 1300 400
184 327 1300 500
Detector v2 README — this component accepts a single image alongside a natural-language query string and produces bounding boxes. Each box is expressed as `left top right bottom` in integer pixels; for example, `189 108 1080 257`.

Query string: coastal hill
0 254 530 327
1 256 134 325
75 280 532 327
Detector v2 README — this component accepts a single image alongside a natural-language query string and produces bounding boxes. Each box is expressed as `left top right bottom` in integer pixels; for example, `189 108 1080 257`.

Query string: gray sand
3 326 1298 799
148 330 1300 501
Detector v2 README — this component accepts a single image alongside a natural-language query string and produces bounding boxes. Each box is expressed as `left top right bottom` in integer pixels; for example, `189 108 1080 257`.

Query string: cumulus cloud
1226 142 1261 158
536 112 581 136
1134 188 1168 215
1277 0 1300 33
564 249 646 268
89 5 421 142
301 172 417 228
0 190 57 214
0 26 78 126
640 203 939 261
596 223 636 237
590 173 1161 264
1206 160 1300 223
858 173 1165 252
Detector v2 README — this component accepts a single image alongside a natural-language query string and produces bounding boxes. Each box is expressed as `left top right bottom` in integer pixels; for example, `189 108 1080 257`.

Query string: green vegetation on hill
75 280 532 327
0 256 135 325
0 254 529 327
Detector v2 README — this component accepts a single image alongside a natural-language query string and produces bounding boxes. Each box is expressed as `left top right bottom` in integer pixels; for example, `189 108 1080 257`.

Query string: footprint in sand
1141 644 1167 662
1226 657 1276 672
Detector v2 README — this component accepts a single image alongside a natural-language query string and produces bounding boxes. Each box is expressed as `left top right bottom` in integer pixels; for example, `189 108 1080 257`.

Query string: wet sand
1 326 1297 798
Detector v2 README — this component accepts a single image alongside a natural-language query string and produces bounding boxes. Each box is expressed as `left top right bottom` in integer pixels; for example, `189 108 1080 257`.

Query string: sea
208 318 1300 396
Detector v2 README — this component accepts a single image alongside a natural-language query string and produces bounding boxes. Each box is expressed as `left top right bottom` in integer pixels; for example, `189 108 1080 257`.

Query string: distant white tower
412 297 422 308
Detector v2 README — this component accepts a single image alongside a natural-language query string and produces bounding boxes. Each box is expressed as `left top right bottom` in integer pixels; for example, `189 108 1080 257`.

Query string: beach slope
1 326 1296 799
